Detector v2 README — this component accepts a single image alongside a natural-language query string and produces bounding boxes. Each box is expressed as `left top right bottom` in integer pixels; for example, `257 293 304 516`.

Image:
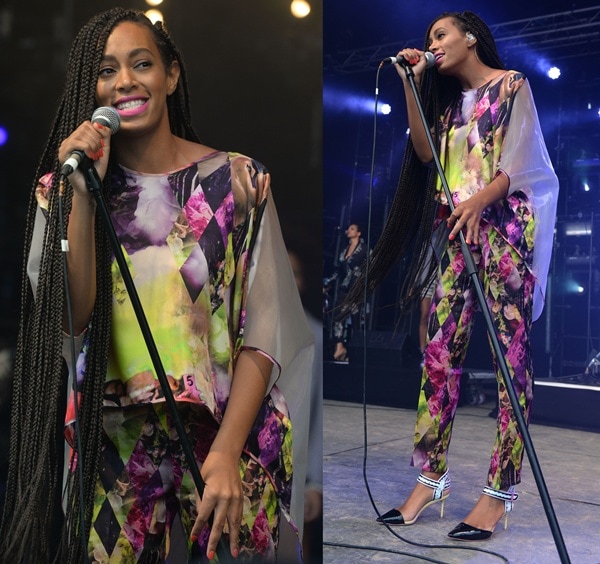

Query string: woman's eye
99 67 114 77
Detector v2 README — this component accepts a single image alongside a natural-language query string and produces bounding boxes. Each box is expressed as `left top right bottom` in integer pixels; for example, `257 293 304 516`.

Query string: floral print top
102 152 261 418
437 71 559 320
33 151 313 528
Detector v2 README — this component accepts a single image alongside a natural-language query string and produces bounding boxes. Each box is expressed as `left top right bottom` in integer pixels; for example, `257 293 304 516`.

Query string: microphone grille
424 51 436 69
91 106 121 134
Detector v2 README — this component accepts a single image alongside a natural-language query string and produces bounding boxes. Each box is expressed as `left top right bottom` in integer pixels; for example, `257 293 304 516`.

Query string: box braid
342 11 505 318
0 8 200 563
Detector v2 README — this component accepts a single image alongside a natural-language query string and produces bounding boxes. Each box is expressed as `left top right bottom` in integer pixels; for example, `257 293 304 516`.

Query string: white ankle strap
417 471 450 500
482 485 518 502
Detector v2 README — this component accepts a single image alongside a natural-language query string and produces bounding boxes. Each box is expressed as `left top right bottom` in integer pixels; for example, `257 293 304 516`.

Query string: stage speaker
347 330 420 367
325 330 477 409
323 330 422 408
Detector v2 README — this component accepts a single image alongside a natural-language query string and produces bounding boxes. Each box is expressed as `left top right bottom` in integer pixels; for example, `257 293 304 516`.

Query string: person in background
324 223 367 361
0 8 312 562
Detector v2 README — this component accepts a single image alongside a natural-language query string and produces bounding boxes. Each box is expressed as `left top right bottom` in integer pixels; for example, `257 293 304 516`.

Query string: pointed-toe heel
447 485 518 541
447 521 492 541
376 470 450 526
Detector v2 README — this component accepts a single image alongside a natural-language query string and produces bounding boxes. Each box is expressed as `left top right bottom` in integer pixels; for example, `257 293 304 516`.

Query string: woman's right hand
58 120 112 196
394 48 429 82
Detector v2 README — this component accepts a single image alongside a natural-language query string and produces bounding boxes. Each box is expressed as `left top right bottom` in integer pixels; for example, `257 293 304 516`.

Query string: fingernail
449 234 455 241
208 550 216 560
92 122 105 130
190 534 198 543
232 548 239 558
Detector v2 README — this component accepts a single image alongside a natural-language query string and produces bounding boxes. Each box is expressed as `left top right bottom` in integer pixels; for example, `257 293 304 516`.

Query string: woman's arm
190 348 274 560
57 120 112 334
395 48 435 164
63 190 97 334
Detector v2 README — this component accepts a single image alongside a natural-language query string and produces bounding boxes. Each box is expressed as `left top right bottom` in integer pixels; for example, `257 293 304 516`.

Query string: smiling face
428 17 472 75
96 21 180 137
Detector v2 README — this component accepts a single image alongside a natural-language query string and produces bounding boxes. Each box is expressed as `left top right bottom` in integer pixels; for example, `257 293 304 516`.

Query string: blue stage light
547 66 561 80
0 126 7 146
323 86 392 115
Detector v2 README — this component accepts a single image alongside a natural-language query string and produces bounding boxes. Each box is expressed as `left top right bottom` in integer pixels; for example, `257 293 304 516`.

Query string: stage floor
323 399 600 563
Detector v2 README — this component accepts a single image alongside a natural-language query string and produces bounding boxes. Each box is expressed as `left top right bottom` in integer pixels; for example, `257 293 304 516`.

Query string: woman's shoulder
175 138 267 174
173 137 224 170
502 70 527 91
490 70 528 106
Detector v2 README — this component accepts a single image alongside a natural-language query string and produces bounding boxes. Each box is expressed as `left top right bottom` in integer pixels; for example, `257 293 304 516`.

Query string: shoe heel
503 512 509 530
440 498 446 519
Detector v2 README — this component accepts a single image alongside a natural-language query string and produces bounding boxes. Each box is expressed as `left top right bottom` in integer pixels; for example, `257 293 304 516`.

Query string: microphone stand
401 63 571 563
80 162 232 562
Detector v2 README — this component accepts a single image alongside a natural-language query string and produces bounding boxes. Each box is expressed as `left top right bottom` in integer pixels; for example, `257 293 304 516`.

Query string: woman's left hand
190 450 243 560
447 192 486 245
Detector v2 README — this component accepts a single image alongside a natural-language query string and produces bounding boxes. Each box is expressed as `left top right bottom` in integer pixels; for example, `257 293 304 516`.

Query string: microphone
60 106 121 177
381 51 436 69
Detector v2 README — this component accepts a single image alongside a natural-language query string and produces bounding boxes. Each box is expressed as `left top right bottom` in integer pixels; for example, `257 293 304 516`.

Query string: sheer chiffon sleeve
498 79 559 320
242 195 314 535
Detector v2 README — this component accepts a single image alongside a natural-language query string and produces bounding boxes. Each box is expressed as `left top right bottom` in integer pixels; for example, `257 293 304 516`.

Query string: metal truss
325 6 600 74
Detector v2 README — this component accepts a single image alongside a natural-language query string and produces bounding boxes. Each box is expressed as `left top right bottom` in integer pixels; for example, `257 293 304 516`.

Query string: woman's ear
167 60 181 95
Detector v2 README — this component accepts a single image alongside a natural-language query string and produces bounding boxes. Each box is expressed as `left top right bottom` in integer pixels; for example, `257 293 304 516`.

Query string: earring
467 32 475 43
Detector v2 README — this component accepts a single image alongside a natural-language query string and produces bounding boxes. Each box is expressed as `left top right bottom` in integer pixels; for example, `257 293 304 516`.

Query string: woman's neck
113 129 185 174
456 60 504 91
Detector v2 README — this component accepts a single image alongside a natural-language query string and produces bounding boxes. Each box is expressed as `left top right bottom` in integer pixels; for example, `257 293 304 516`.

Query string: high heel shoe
376 470 450 525
447 485 518 541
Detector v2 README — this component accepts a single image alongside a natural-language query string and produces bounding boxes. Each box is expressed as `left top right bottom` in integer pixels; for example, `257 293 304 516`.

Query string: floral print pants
87 403 279 563
412 224 535 491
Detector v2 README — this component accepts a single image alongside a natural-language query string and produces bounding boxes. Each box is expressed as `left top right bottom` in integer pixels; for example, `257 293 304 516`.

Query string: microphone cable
58 175 91 563
326 61 509 564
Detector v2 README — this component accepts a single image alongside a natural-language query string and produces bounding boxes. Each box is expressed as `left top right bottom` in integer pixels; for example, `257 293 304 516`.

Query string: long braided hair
0 8 199 562
343 11 505 316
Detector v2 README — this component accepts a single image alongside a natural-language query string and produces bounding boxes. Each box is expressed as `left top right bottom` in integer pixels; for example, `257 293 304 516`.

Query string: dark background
0 0 323 347
323 1 600 378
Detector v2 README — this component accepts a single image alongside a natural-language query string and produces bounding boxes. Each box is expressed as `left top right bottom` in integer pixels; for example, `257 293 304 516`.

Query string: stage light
290 0 310 18
547 66 561 80
380 103 391 115
323 86 391 115
144 9 163 23
584 182 591 192
564 278 587 293
145 0 163 6
564 222 591 236
0 126 7 146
